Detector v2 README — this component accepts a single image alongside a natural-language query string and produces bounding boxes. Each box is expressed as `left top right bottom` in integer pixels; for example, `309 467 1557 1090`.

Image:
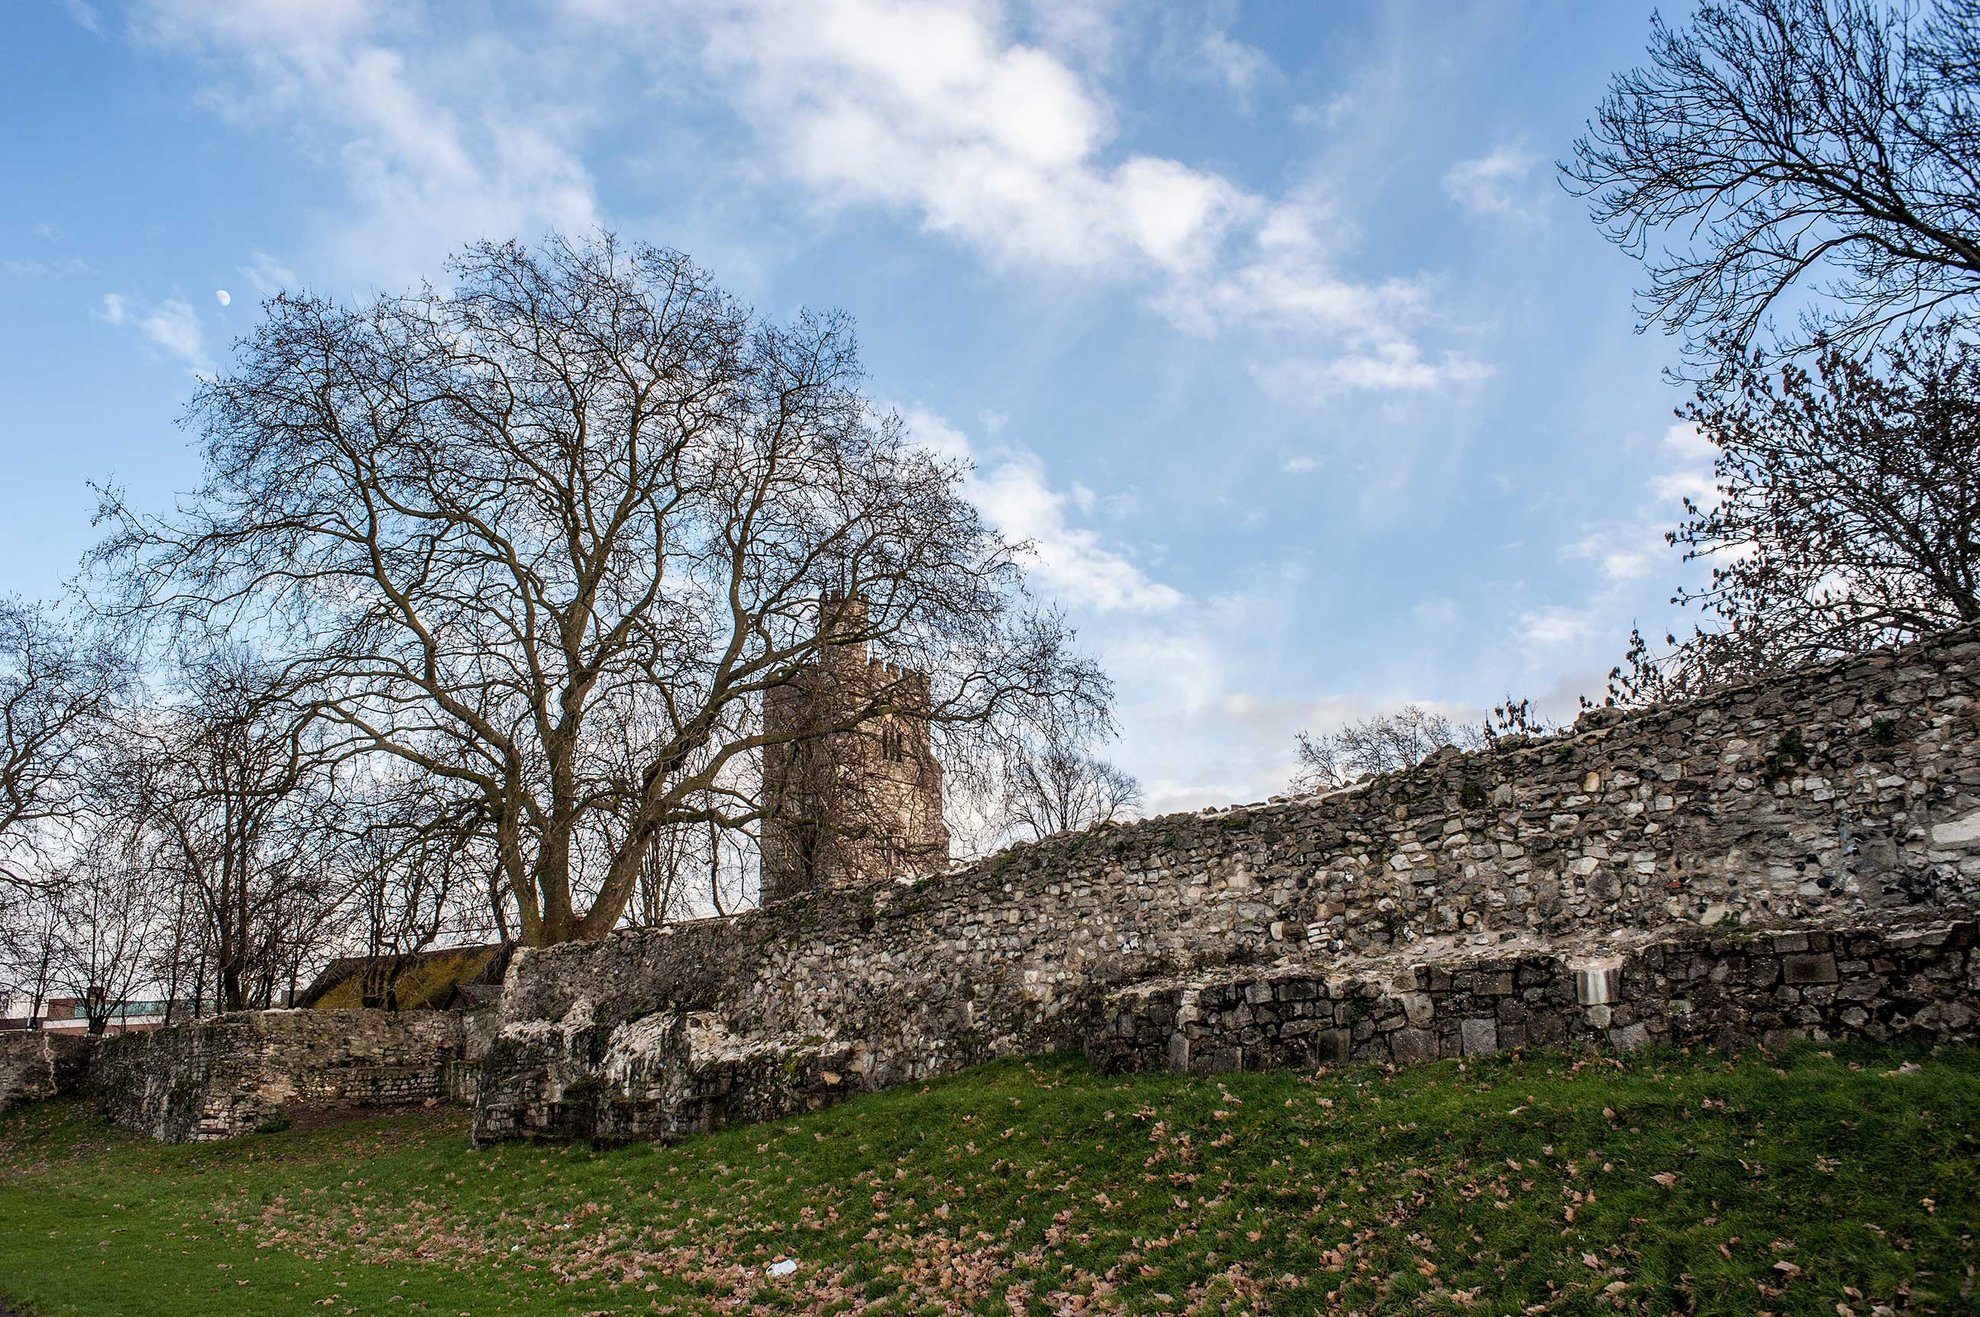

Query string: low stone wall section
0 1033 91 1115
474 627 1980 1143
89 1009 477 1142
1088 919 1978 1073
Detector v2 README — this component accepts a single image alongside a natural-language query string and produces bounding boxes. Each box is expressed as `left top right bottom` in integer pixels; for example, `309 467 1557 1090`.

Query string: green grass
2 1044 1975 1314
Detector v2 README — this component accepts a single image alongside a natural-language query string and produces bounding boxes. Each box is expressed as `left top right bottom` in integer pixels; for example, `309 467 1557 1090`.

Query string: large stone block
1460 1017 1500 1057
1782 953 1840 985
1389 1028 1440 1064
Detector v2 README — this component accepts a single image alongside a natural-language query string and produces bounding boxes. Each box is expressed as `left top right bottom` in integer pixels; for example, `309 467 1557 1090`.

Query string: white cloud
1116 575 1523 815
121 0 1485 394
903 406 1335 814
1105 578 1322 814
666 0 1238 277
1017 0 1124 69
135 0 600 284
1259 341 1494 396
1159 197 1492 389
97 292 206 369
1650 470 1719 506
1564 530 1657 584
580 0 1481 391
905 409 1181 614
1150 5 1275 110
62 0 104 35
2 254 95 278
1650 421 1719 507
1520 603 1599 653
1195 28 1274 105
1521 418 1728 681
1597 548 1655 583
1444 145 1543 221
905 404 1399 812
240 251 298 296
1658 420 1715 462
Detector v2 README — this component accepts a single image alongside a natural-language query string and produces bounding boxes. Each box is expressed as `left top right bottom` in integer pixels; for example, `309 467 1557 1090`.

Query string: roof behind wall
297 943 510 1010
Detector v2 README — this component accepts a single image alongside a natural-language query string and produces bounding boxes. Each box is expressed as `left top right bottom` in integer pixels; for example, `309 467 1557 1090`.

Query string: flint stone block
1930 810 1980 848
1312 1028 1352 1066
1460 1018 1499 1057
1390 1028 1439 1064
1783 953 1840 985
1609 1023 1651 1052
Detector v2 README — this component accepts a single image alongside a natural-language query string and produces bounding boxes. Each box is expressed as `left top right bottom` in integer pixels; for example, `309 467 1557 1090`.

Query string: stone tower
758 600 950 905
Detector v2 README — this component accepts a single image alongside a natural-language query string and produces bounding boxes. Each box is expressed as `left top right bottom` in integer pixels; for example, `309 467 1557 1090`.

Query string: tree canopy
1614 322 1980 701
1569 0 1980 368
99 233 1106 945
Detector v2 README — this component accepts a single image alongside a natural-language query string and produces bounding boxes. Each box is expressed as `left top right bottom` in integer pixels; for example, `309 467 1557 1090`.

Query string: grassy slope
0 1045 1975 1316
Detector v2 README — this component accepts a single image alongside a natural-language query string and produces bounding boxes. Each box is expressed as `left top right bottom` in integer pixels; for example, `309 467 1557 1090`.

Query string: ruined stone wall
474 627 1980 1143
0 1032 91 1115
1088 920 1977 1073
87 1009 477 1142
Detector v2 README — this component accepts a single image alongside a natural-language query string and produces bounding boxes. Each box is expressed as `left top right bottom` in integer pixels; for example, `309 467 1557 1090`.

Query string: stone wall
1088 919 1977 1073
474 627 1980 1143
88 1009 482 1142
0 1032 91 1115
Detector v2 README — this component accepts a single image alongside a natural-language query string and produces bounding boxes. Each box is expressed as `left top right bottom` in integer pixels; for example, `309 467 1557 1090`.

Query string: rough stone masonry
86 1008 494 1142
472 626 1980 1144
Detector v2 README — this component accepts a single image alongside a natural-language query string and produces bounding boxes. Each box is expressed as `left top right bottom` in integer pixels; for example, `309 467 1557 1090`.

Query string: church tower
758 599 950 904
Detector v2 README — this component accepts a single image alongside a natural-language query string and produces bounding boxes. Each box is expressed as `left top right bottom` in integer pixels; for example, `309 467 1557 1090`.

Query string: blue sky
0 0 1720 814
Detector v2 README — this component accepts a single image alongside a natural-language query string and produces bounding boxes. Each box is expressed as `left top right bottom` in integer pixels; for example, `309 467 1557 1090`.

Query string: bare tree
0 889 62 1028
0 798 167 1034
629 823 702 925
42 830 166 1035
1614 322 1980 702
149 868 208 1023
1293 706 1481 792
1568 0 1980 368
626 818 755 922
330 771 489 1008
997 724 1140 842
98 233 1106 946
1291 698 1559 793
120 649 336 1012
0 598 124 890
